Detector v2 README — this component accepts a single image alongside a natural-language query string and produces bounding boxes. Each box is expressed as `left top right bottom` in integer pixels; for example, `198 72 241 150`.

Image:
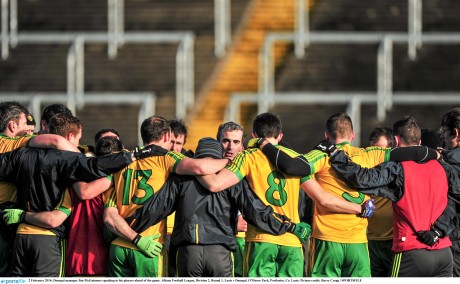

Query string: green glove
288 222 311 244
247 138 266 149
135 233 163 258
2 209 25 225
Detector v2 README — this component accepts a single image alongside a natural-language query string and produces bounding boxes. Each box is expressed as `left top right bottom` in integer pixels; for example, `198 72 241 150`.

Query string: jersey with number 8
227 146 308 247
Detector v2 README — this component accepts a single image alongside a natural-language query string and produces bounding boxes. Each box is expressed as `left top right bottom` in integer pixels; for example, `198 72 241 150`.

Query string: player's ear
393 135 400 147
7 120 16 133
349 131 355 142
277 132 284 142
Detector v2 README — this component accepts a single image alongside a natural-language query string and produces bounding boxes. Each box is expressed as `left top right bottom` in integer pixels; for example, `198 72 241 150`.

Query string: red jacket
66 190 108 276
392 160 452 252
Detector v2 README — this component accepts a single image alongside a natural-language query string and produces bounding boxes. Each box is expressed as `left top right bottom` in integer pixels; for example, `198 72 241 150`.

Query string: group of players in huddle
1 101 460 278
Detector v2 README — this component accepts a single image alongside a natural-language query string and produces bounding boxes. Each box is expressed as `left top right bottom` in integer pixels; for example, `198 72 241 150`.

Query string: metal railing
294 0 423 59
259 31 460 122
0 31 195 119
213 0 423 59
0 92 156 145
2 0 124 59
214 0 231 58
294 0 309 58
408 0 422 59
227 92 460 146
108 0 125 59
1 0 195 120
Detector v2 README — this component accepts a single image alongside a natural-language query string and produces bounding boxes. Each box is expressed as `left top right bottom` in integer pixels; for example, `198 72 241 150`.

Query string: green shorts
109 244 165 277
244 242 304 277
234 237 245 277
308 238 371 277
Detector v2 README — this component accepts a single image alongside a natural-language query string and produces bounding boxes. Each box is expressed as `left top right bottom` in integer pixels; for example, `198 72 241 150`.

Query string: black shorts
11 234 66 277
165 234 179 277
391 247 453 277
369 239 393 277
177 244 233 277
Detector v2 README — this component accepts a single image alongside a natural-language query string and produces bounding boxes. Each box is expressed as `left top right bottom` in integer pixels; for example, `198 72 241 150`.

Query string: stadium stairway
277 0 460 152
185 0 315 150
0 0 248 148
3 1 458 151
235 0 460 152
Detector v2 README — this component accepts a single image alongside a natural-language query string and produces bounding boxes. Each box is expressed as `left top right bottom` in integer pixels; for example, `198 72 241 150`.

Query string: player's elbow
207 185 221 193
315 198 334 209
103 208 118 229
42 214 67 228
205 179 225 192
78 190 95 200
192 165 208 175
73 182 99 200
47 218 64 228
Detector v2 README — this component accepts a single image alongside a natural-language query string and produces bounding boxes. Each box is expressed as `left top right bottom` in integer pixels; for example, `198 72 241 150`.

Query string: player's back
227 146 303 247
305 142 390 243
106 151 184 249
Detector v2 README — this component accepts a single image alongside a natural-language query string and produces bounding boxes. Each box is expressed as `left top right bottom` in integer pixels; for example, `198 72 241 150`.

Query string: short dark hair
421 129 441 150
169 119 188 144
0 102 28 132
48 113 82 138
326 112 353 141
441 107 460 137
95 136 124 156
393 115 421 146
94 128 120 144
252 112 282 139
140 115 170 145
369 127 393 147
216 121 244 142
41 104 72 126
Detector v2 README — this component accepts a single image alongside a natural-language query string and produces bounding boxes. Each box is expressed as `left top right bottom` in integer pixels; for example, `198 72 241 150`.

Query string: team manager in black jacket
126 137 310 277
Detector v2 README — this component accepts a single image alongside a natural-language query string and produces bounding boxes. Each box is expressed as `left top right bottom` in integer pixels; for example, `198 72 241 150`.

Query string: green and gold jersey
104 151 185 249
17 188 72 236
227 146 308 247
305 142 391 243
0 134 33 203
0 134 33 152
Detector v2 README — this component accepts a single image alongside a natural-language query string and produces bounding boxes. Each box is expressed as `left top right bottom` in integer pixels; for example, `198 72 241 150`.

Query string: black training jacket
0 147 132 237
440 148 460 252
330 150 460 239
127 174 294 251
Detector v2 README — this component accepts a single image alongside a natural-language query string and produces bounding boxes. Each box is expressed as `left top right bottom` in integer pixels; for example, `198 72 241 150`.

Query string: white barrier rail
0 92 156 145
259 31 460 122
227 92 460 146
0 31 195 119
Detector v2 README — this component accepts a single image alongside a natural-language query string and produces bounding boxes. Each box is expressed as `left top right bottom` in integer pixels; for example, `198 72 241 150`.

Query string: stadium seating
1 0 459 151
